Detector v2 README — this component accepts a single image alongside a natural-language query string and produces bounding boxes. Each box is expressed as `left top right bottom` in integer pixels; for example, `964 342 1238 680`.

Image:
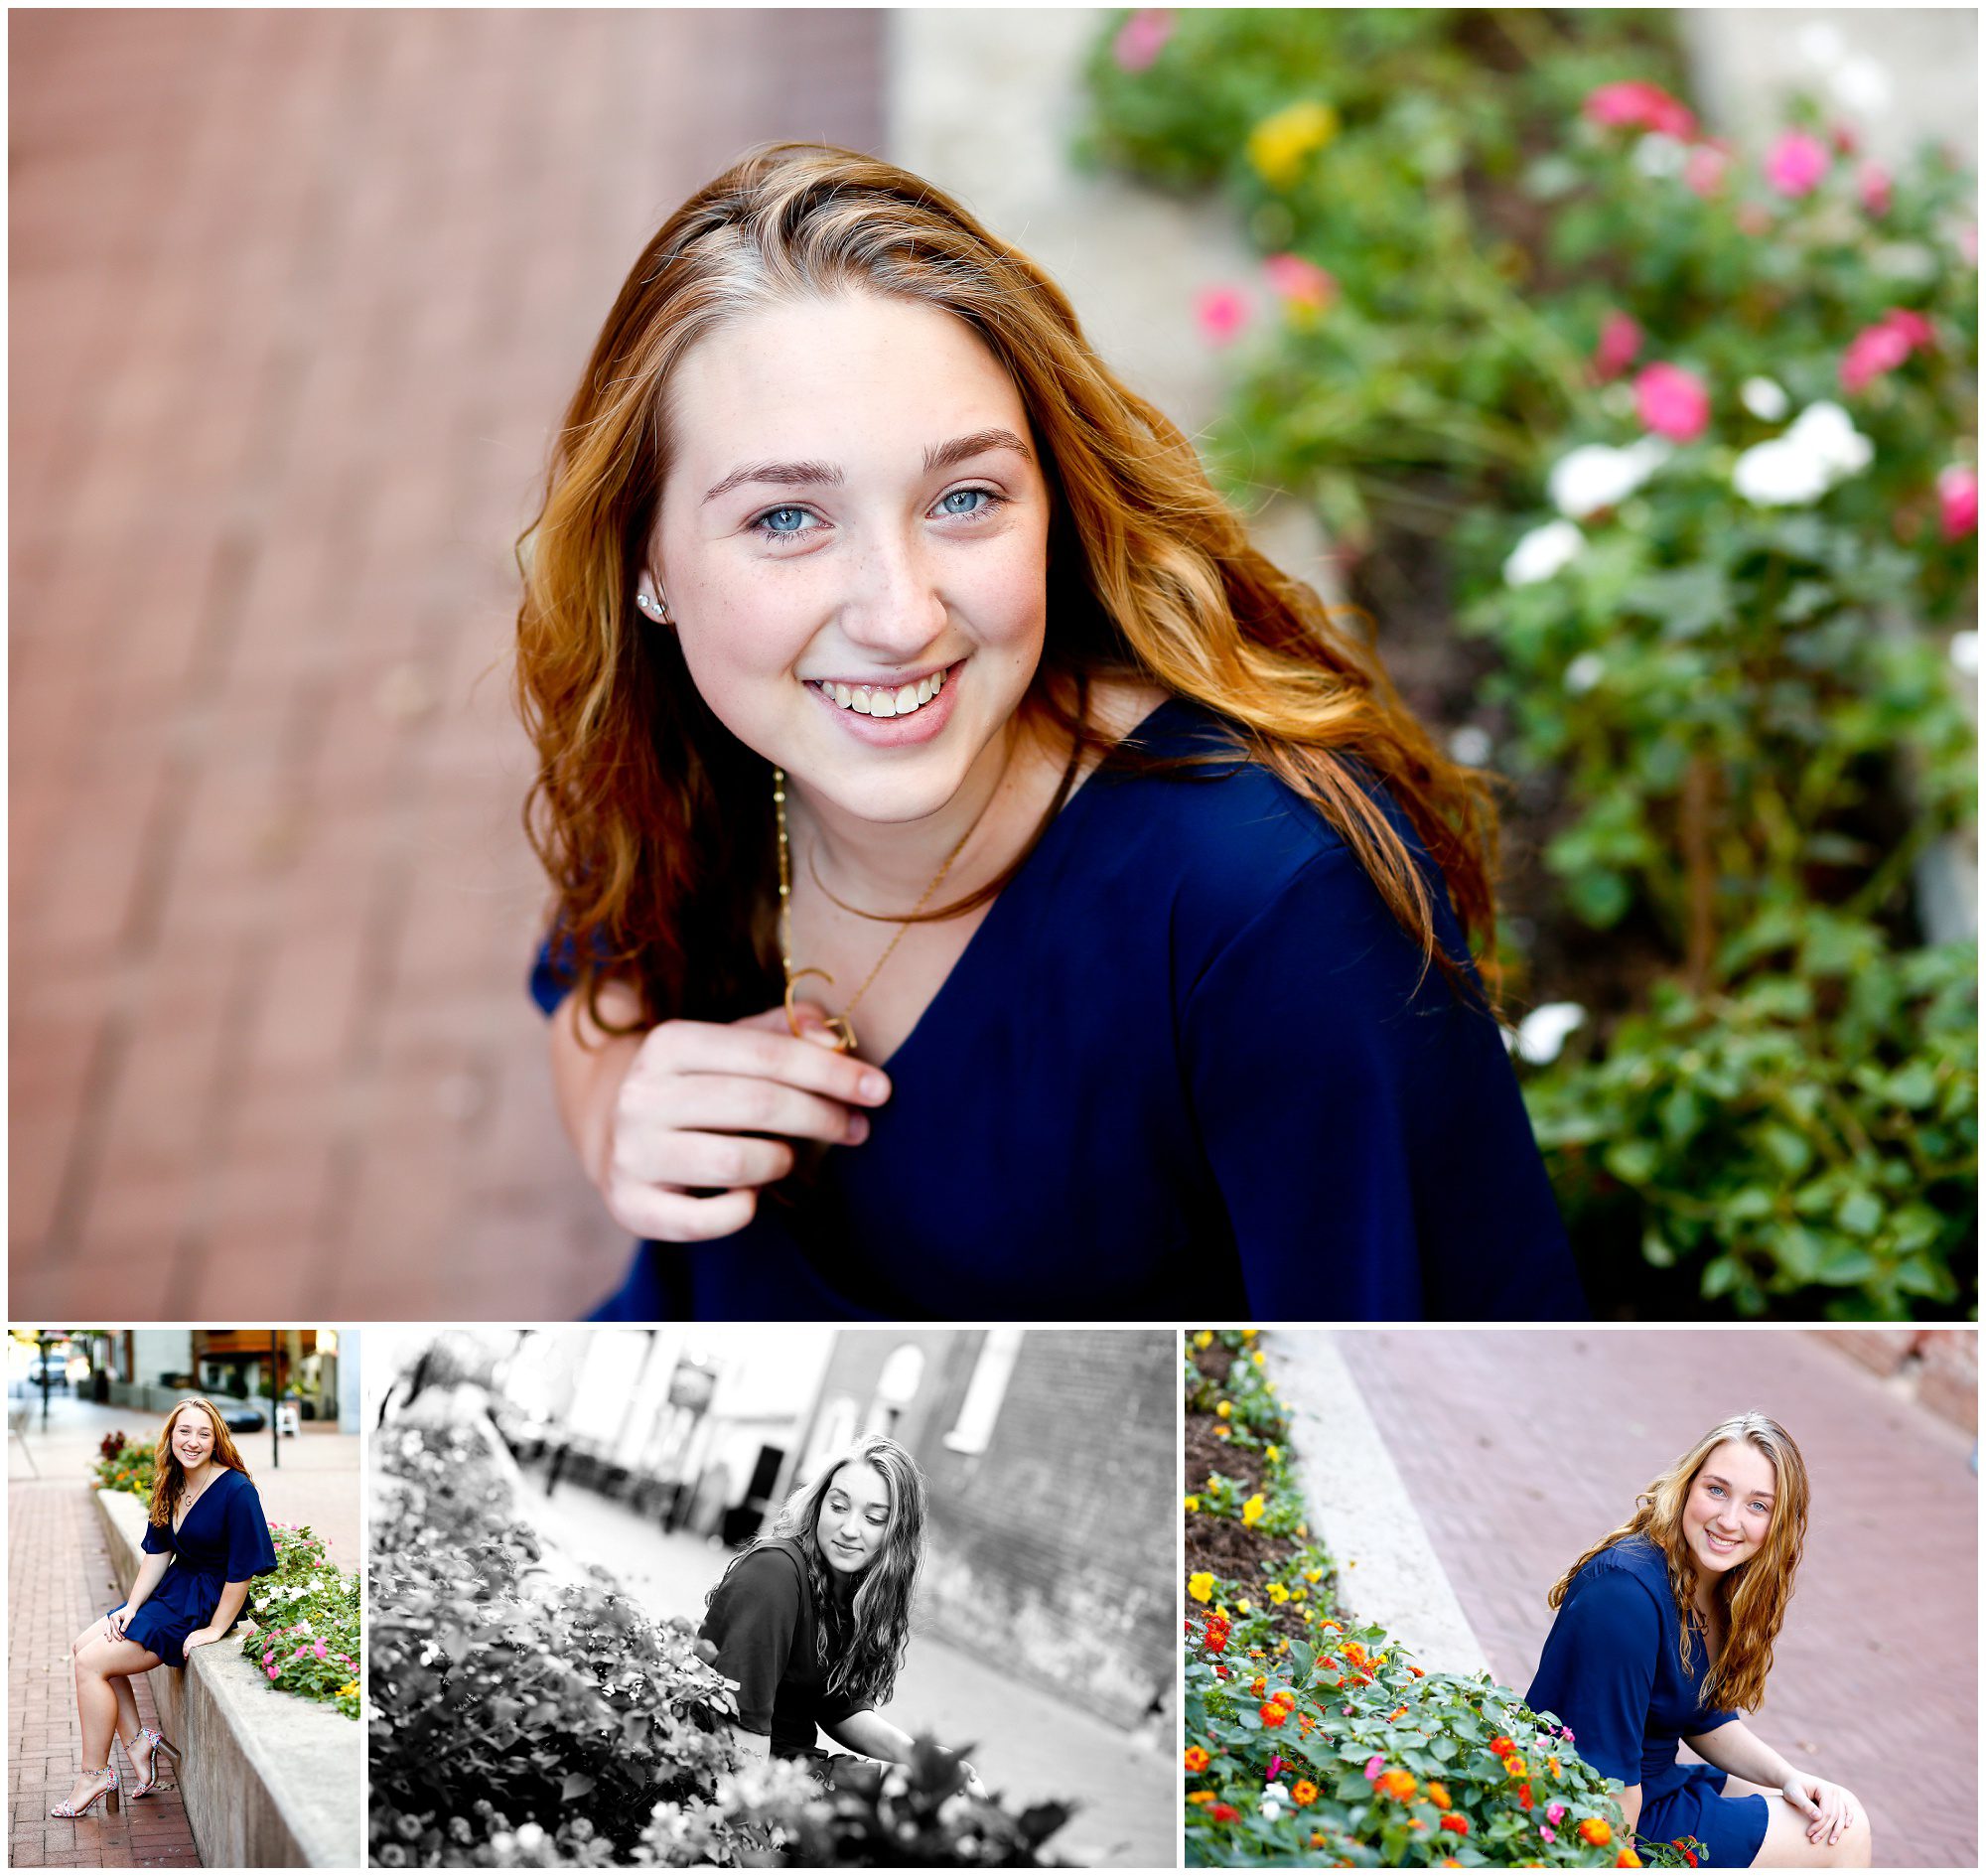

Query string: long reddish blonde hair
1548 1411 1810 1711
147 1397 251 1530
515 142 1499 1035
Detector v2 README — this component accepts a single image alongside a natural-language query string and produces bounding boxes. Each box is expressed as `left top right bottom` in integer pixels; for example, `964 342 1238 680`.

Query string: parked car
221 1404 266 1433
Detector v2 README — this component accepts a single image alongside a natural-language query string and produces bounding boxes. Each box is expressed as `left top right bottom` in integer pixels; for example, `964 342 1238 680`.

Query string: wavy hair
515 142 1501 1036
1548 1411 1809 1712
742 1434 925 1707
146 1397 251 1531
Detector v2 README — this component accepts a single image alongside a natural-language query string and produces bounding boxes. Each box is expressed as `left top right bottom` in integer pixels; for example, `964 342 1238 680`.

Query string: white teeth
815 669 949 718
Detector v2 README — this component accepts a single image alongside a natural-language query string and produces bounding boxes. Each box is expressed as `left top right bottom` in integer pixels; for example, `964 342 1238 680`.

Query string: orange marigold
1616 1852 1642 1869
1184 1746 1210 1773
1342 1643 1367 1666
1488 1735 1515 1758
1377 1770 1418 1803
1408 1663 1425 1678
1426 1782 1453 1810
1389 1705 1409 1720
1260 1702 1289 1727
1251 1675 1268 1696
1187 1791 1215 1806
1292 1780 1319 1804
1504 1755 1528 1779
1518 1783 1534 1811
1579 1818 1613 1847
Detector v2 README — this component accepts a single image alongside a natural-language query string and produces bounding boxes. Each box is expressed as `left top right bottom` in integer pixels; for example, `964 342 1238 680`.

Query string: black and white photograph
366 1327 1175 1868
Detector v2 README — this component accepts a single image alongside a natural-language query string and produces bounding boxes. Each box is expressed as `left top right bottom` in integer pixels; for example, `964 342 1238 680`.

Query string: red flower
1842 309 1935 393
1440 1813 1470 1835
1210 1803 1239 1823
1518 1783 1534 1811
1487 1736 1515 1758
1259 1702 1289 1727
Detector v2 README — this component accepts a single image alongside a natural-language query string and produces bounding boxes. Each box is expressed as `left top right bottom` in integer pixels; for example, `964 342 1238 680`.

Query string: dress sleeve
1528 1565 1663 1786
698 1549 801 1737
1181 840 1580 1318
222 1477 280 1580
529 928 576 1019
139 1517 173 1556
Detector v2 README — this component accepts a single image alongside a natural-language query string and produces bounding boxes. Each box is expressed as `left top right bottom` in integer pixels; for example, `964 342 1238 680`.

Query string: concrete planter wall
92 1489 360 1869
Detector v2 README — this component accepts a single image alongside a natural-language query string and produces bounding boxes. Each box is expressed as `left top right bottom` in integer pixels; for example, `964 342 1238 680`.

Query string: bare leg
108 1672 149 1783
62 1635 163 1812
1724 1777 1874 1869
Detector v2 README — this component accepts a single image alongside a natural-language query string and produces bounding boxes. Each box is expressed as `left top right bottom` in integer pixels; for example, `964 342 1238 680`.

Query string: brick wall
1813 1328 1977 1433
915 1331 1176 1732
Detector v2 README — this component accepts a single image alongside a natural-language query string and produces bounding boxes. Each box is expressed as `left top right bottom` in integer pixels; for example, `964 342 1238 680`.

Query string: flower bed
369 1412 1071 1868
242 1523 360 1719
1087 14 1977 1319
1181 1333 1700 1868
93 1431 156 1500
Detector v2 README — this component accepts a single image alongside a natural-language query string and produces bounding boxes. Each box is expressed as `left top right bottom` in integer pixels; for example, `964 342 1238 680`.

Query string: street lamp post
270 1330 281 1471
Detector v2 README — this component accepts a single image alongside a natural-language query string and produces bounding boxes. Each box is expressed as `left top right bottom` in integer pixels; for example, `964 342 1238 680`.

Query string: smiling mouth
807 664 950 719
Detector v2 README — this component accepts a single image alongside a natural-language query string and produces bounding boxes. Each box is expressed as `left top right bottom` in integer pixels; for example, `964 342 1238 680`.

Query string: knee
72 1638 112 1679
1825 1796 1873 1868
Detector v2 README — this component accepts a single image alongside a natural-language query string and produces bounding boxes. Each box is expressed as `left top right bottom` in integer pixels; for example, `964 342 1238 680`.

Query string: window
943 1329 1023 1455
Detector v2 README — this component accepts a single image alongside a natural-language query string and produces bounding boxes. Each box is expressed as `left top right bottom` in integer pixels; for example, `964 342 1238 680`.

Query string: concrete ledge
1265 1333 1493 1679
93 1488 360 1869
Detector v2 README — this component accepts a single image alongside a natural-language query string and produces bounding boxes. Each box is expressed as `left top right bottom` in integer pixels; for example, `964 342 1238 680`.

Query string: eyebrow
1703 1473 1773 1501
702 428 1032 505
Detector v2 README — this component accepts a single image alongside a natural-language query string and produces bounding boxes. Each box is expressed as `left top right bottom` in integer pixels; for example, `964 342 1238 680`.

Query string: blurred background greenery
1077 8 1977 1320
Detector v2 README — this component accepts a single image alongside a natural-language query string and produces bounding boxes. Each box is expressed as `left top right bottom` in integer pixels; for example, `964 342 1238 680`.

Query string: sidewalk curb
1265 1333 1493 1679
94 1488 360 1869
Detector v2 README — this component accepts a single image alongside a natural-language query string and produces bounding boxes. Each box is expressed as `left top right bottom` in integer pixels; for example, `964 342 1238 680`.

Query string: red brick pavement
9 10 886 1317
9 1483 200 1867
1335 1328 1977 1870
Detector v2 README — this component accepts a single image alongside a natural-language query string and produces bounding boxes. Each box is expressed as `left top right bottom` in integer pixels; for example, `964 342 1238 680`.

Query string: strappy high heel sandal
49 1764 119 1817
127 1727 181 1799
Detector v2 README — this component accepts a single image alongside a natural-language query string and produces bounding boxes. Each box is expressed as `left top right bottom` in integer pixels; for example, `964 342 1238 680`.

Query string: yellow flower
1240 1328 1258 1339
1215 1401 1231 1419
1302 1608 1316 1624
1188 1571 1215 1603
1267 1583 1290 1604
1264 1444 1281 1463
1291 1586 1306 1601
1251 1350 1266 1367
1214 1424 1232 1440
1237 1599 1253 1614
1304 1567 1325 1583
1241 1494 1266 1528
1246 100 1339 190
1184 1495 1201 1513
1194 1330 1213 1349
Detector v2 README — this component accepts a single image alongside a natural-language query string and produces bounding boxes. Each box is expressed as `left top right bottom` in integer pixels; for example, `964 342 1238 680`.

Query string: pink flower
1263 252 1336 311
1541 1825 1557 1844
313 1641 329 1660
1266 1756 1286 1782
1593 311 1643 383
1195 285 1253 347
1363 1754 1385 1781
1560 1727 1575 1743
1938 465 1978 540
1635 361 1711 441
1547 1802 1567 1825
267 1665 280 1680
1112 9 1174 73
1584 80 1697 142
1858 161 1893 216
1683 143 1731 198
1841 309 1934 392
1765 130 1829 198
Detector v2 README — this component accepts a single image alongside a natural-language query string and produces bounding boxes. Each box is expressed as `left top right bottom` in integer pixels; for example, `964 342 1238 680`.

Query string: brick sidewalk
9 10 885 1317
9 1483 200 1867
1333 1329 1976 1870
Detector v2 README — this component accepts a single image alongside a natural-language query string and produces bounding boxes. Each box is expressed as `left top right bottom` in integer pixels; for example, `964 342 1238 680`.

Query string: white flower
1264 1783 1292 1804
515 1823 545 1853
1740 376 1789 422
1513 1002 1588 1066
1449 724 1494 768
1548 438 1670 519
1950 631 1978 676
1564 651 1606 696
1260 1801 1284 1821
1633 133 1688 179
1503 517 1585 587
1731 401 1873 506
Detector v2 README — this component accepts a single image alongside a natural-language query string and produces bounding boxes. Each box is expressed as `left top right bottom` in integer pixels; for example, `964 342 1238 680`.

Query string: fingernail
845 1113 870 1145
860 1071 889 1101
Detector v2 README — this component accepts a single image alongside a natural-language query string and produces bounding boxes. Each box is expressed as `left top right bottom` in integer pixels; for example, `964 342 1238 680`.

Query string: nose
835 528 946 662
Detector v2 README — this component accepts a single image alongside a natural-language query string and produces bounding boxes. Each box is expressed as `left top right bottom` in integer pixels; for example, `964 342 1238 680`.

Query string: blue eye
752 505 817 538
934 487 1002 519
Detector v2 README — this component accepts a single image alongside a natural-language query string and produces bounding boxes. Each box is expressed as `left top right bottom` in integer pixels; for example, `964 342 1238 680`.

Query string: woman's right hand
598 1005 891 1241
105 1605 132 1638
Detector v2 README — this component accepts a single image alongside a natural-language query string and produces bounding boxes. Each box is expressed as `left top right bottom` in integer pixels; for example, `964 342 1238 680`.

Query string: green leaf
1835 1189 1884 1237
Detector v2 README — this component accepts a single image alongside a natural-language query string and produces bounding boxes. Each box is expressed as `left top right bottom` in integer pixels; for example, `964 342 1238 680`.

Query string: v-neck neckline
173 1468 221 1536
874 693 1189 1074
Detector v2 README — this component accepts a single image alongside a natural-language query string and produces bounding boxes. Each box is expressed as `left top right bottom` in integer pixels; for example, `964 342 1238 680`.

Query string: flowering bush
370 1414 1070 1867
1091 15 1977 1318
92 1435 156 1501
241 1523 360 1719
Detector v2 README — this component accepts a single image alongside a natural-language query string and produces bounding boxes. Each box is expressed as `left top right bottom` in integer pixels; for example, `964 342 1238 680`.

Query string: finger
611 1184 760 1243
623 1130 795 1193
643 1075 866 1147
653 1019 891 1106
737 1000 831 1036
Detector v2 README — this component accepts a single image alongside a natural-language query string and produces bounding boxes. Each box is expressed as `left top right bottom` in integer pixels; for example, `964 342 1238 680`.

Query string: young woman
1527 1412 1871 1868
53 1398 279 1819
696 1435 981 1793
518 141 1586 1322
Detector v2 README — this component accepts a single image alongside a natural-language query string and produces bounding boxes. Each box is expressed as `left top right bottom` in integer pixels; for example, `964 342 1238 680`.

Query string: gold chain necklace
775 766 980 1056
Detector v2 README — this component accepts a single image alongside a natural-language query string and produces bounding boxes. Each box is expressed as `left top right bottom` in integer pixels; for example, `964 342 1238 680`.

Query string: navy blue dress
533 697 1582 1321
116 1469 279 1668
1526 1535 1772 1868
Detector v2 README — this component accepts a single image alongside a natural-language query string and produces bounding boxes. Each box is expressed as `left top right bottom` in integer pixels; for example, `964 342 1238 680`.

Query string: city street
1318 1329 1975 1871
514 1465 1175 1869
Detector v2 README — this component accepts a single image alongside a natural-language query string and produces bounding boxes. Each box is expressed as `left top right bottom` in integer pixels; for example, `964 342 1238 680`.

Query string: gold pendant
784 967 858 1055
